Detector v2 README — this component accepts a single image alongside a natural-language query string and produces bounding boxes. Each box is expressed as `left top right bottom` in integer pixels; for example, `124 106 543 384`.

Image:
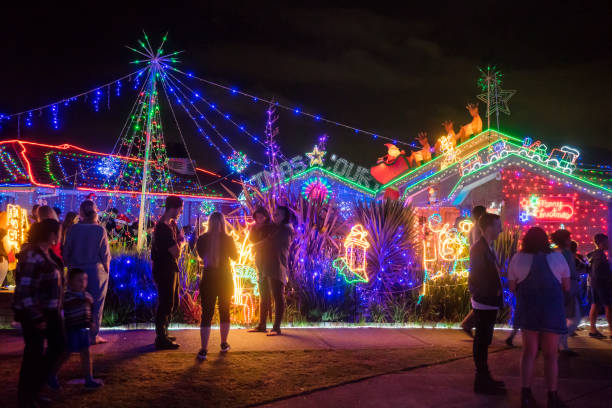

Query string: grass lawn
0 343 497 407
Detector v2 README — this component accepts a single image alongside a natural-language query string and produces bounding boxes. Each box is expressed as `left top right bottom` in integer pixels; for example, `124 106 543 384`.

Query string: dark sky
1 2 611 175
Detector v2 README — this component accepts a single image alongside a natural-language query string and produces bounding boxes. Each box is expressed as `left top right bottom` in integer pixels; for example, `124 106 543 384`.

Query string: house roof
0 139 241 201
392 130 612 203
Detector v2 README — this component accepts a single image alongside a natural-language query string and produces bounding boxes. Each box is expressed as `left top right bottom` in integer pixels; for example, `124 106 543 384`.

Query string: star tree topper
306 145 326 167
477 88 516 117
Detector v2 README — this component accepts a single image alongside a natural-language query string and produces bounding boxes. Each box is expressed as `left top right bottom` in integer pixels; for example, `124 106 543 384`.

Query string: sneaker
167 335 177 341
474 372 506 394
197 349 207 361
220 342 231 353
84 379 103 390
155 338 180 350
267 329 282 336
589 330 605 339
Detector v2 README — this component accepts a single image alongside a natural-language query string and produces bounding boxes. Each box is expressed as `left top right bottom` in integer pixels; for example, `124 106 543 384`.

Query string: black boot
474 372 506 395
547 391 568 408
521 387 537 408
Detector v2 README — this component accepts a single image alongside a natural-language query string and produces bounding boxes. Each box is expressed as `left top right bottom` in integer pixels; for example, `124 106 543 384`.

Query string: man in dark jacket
468 212 505 395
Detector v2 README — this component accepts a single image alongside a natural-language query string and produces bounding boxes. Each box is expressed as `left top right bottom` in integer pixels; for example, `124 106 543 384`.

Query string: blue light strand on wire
51 104 59 129
25 111 33 127
171 66 419 150
92 88 102 112
116 80 122 96
165 70 266 148
162 74 239 154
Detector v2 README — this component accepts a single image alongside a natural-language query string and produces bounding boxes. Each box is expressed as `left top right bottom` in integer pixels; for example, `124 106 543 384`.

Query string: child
62 268 103 389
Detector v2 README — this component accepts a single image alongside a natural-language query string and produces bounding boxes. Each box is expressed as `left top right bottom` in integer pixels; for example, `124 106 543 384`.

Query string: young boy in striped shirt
61 268 103 389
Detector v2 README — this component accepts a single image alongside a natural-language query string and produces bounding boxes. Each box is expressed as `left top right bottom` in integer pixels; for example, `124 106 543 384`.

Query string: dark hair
551 229 571 247
478 213 500 232
472 205 487 220
79 200 97 220
521 227 551 254
570 240 578 253
68 268 86 281
594 233 608 246
30 218 61 245
276 206 291 225
253 207 271 222
165 195 183 210
53 207 62 218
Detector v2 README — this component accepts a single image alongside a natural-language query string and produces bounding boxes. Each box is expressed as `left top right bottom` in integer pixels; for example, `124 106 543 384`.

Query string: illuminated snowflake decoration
227 151 249 173
302 177 332 202
97 156 120 178
199 200 216 216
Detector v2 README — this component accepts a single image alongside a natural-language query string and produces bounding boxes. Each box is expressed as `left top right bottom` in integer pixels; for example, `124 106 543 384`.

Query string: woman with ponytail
63 200 111 345
195 211 238 360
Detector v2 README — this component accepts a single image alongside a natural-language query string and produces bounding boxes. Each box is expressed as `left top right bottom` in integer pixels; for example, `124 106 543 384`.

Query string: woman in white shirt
508 227 570 408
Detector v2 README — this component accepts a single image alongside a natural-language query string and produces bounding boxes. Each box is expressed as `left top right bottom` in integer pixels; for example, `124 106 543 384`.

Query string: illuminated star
306 145 326 167
477 88 516 116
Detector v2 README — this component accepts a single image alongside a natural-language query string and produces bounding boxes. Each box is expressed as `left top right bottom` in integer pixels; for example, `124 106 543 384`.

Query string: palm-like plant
353 199 418 318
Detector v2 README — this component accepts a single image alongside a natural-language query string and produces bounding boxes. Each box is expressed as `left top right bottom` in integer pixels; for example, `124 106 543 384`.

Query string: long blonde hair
204 212 227 268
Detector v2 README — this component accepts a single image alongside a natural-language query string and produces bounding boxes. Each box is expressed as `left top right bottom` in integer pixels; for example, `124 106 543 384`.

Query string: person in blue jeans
509 227 570 408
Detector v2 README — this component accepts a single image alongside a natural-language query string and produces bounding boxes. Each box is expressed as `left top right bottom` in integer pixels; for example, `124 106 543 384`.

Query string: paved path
1 326 506 355
1 327 611 407
258 332 612 408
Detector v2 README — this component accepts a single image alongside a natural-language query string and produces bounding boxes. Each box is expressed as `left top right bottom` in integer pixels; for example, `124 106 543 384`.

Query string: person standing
266 206 293 336
468 212 505 395
63 200 111 345
551 229 581 355
60 211 78 251
509 227 570 408
13 219 65 408
195 212 238 360
461 205 488 337
248 207 277 333
151 195 185 349
586 233 612 339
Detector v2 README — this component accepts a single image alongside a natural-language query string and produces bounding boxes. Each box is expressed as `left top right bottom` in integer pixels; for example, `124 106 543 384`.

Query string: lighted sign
7 204 29 251
250 152 381 191
332 224 370 284
519 195 575 222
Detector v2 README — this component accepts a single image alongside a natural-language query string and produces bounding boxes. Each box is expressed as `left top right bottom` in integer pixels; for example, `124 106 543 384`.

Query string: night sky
1 2 611 175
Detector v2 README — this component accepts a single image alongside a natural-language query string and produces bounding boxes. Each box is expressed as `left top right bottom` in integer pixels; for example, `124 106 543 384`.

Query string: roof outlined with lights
0 139 240 200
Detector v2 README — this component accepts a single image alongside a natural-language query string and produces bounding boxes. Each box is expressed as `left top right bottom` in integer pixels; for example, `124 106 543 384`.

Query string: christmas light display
7 204 29 251
301 177 332 202
333 224 370 284
227 150 249 173
199 200 216 216
229 222 258 323
421 213 470 283
306 145 326 167
519 195 575 222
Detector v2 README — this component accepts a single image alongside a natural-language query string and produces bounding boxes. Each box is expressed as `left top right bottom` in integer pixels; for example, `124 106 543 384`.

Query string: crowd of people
464 206 612 408
11 196 296 406
8 197 612 407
